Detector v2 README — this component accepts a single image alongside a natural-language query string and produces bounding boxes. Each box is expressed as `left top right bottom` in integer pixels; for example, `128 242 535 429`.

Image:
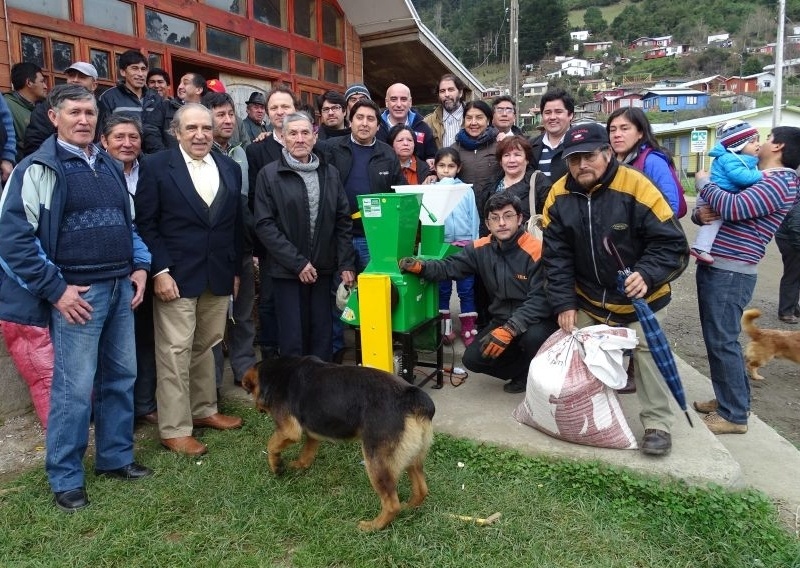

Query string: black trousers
133 285 157 417
462 318 558 383
777 237 800 318
272 274 334 360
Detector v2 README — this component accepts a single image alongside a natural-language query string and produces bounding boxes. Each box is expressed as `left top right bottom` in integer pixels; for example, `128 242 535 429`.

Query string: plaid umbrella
603 237 693 427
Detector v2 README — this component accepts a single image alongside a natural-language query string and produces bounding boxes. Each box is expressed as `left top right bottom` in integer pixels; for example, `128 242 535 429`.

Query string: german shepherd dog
742 308 800 381
241 356 435 531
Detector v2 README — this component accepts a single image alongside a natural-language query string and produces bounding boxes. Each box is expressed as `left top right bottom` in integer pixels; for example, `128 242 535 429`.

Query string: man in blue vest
0 85 154 512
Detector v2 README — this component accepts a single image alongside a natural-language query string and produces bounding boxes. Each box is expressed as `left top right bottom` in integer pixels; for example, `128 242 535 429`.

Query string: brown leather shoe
192 413 243 430
161 436 208 456
136 411 159 425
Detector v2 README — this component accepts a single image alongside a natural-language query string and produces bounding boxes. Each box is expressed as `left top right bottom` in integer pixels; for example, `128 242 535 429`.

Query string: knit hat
718 120 759 153
344 84 370 103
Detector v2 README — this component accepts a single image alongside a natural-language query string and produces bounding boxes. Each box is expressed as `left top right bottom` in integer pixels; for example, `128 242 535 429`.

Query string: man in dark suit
135 103 244 457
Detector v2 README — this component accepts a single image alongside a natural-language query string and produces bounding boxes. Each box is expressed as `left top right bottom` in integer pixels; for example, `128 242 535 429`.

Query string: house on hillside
707 33 730 44
630 36 672 49
677 75 727 95
546 58 600 78
579 78 612 92
601 93 643 114
644 47 667 60
725 73 775 94
754 43 776 54
522 82 549 97
571 30 590 42
584 41 612 53
641 88 708 112
483 86 506 97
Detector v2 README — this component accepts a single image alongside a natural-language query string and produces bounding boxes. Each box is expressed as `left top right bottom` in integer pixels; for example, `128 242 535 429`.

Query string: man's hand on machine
398 257 424 274
480 321 519 359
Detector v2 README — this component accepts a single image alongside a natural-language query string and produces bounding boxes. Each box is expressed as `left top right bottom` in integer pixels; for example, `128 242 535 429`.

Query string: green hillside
413 0 800 66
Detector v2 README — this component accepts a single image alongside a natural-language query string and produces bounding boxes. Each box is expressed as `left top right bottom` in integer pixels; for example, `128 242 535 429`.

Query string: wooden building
0 0 484 109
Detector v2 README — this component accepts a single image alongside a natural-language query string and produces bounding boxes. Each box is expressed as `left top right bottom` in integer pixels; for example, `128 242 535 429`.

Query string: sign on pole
690 129 708 153
691 129 708 170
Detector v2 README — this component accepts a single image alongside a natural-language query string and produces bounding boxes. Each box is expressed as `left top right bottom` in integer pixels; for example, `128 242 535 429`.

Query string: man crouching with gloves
399 193 557 393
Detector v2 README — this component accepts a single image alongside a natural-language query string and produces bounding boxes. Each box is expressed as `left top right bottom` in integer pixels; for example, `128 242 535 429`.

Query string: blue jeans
332 236 371 352
438 276 476 313
46 278 137 492
696 265 756 425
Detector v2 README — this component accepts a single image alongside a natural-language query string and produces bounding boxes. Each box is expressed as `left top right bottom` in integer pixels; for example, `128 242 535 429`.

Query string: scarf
282 148 321 239
455 126 499 151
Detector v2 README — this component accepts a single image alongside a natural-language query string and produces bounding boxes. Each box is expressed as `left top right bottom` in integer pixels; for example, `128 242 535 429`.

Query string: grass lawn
568 0 633 29
1 401 798 567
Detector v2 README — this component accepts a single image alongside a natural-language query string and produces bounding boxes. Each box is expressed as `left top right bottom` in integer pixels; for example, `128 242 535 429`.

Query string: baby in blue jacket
691 120 763 264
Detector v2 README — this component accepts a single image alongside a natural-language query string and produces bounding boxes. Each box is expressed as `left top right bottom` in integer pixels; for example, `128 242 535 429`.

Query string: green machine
340 184 470 385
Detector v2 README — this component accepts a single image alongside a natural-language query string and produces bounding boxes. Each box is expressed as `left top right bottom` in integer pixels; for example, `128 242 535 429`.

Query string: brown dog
742 308 800 380
241 356 435 531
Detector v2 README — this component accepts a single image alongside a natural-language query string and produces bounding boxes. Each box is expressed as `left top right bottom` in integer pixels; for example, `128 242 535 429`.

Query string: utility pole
509 0 519 108
773 0 785 127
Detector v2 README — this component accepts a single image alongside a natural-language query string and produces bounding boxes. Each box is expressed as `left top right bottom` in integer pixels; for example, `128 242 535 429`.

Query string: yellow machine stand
357 273 393 373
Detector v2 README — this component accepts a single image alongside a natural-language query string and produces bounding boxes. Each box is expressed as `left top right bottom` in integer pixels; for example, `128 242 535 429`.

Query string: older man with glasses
399 192 557 394
492 95 522 140
541 122 688 456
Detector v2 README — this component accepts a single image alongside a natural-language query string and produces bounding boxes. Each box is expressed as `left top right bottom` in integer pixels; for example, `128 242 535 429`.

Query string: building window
90 49 111 79
764 80 771 88
322 3 342 47
323 61 343 85
666 96 678 105
21 34 46 68
294 0 316 39
686 96 698 105
145 9 197 49
52 41 73 73
148 53 162 69
295 53 318 78
206 28 247 61
255 41 288 71
254 0 286 29
83 0 134 36
203 0 245 16
7 0 69 19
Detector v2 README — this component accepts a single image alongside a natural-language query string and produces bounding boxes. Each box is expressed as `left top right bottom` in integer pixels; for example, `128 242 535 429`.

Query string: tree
519 0 570 62
609 5 642 44
584 7 607 36
742 55 766 76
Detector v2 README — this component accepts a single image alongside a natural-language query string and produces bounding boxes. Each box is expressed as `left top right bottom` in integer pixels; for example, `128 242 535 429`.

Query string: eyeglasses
495 107 515 114
566 149 605 166
487 211 519 223
321 105 342 114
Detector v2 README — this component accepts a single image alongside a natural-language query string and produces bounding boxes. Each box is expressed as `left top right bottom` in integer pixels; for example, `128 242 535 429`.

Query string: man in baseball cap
65 62 98 81
541 119 688 457
22 62 100 156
